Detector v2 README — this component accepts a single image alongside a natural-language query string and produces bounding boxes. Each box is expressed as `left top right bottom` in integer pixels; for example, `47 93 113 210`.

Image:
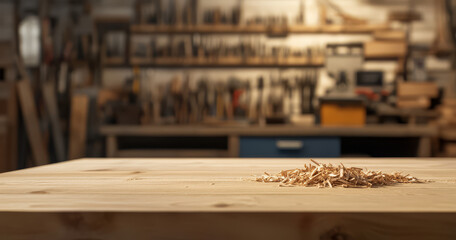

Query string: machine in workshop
320 43 367 126
320 41 440 126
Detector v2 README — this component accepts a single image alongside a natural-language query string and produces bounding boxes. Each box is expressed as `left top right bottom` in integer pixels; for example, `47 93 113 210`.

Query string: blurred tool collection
102 69 318 125
3 0 456 168
131 35 324 62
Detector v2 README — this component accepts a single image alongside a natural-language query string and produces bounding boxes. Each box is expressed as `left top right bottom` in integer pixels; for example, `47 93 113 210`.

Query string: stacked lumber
438 99 456 126
364 41 407 59
396 81 438 109
437 99 456 157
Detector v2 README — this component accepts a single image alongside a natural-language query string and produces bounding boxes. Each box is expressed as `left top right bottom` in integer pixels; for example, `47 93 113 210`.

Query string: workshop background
1 0 456 171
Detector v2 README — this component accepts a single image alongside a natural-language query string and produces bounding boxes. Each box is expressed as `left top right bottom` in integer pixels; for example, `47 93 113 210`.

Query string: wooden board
373 30 406 41
68 94 89 160
131 24 390 34
17 80 49 166
396 97 431 109
364 41 407 59
397 81 439 98
0 158 455 239
42 83 66 162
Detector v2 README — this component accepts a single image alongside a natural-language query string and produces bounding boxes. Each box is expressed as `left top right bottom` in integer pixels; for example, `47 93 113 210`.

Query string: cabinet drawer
239 137 340 158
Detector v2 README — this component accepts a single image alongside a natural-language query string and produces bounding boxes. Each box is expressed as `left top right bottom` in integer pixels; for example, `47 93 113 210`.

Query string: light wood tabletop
0 158 455 239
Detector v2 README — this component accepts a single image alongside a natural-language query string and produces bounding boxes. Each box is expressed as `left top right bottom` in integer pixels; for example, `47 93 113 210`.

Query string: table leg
418 137 432 157
228 135 239 158
106 135 118 158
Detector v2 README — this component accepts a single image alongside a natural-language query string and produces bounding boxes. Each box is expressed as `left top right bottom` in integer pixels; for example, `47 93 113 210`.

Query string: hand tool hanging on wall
232 0 242 25
299 69 319 114
257 76 265 124
309 69 318 113
295 0 305 25
100 69 322 126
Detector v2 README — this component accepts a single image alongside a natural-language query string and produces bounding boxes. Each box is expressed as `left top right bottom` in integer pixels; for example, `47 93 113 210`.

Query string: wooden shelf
125 56 325 68
131 24 391 35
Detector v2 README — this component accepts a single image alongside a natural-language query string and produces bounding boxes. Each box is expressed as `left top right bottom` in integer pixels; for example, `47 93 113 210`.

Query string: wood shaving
256 160 424 188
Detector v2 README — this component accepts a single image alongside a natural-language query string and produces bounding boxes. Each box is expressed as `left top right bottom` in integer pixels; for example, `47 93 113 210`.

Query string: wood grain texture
0 158 455 239
68 94 89 160
0 158 454 212
17 80 49 166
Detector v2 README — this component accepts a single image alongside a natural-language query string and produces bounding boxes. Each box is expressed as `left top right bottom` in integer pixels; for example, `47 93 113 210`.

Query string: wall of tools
128 34 326 65
93 0 452 127
3 0 456 165
101 69 319 125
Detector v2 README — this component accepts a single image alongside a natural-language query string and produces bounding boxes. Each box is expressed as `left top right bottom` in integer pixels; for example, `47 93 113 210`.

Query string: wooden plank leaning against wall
17 80 49 166
68 94 89 160
0 83 18 172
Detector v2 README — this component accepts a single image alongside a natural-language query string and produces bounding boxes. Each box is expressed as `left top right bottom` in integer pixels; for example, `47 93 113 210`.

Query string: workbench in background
0 158 454 239
100 125 438 158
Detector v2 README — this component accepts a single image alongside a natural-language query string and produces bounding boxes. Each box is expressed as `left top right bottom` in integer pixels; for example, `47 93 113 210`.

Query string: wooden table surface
1 158 455 239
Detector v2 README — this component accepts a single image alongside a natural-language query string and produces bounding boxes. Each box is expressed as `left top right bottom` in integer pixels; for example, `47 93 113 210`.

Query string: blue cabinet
239 137 340 158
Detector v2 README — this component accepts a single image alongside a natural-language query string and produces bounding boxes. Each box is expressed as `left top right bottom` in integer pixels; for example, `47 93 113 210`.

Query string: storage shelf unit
102 24 399 67
126 56 325 68
131 24 391 34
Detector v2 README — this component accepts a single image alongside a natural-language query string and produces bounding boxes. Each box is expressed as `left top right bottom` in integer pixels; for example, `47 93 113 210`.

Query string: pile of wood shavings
256 160 424 188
